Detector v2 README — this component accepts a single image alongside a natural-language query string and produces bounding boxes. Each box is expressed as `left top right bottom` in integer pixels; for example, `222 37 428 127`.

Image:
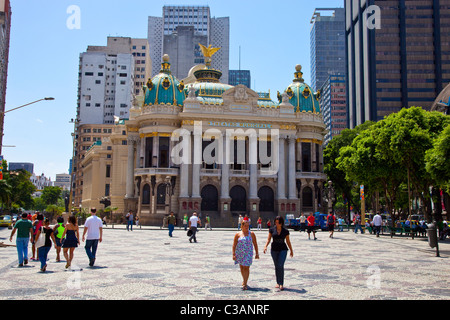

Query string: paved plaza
0 225 449 301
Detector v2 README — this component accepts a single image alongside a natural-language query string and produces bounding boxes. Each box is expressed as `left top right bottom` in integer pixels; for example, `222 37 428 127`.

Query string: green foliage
41 186 62 205
426 124 450 193
325 107 450 221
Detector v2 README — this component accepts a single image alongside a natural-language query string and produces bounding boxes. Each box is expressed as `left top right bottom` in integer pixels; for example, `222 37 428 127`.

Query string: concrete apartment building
148 5 230 83
72 37 151 208
345 0 450 128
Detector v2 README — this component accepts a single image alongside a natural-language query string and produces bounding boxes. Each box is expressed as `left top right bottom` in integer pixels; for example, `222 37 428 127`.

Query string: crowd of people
7 208 448 292
9 208 103 272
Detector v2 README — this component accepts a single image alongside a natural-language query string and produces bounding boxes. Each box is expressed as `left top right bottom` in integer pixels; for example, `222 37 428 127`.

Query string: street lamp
165 176 172 215
68 118 80 215
0 97 55 154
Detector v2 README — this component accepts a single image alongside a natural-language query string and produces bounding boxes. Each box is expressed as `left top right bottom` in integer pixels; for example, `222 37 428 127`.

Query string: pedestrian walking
326 212 336 238
61 215 80 269
9 213 33 267
257 217 262 231
299 213 307 232
307 212 317 240
126 210 134 231
188 212 201 243
205 214 212 231
167 212 176 237
354 213 363 234
183 214 188 231
238 215 243 230
338 217 344 232
232 220 259 290
31 213 44 261
35 218 56 272
372 212 383 237
52 216 65 262
263 216 294 291
82 208 103 267
102 216 107 227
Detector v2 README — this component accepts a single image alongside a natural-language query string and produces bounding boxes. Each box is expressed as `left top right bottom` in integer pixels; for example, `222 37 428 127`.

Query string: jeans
189 227 197 242
374 225 381 235
85 239 99 261
38 246 50 269
271 250 288 286
168 224 174 237
354 224 363 233
127 221 133 231
16 237 29 264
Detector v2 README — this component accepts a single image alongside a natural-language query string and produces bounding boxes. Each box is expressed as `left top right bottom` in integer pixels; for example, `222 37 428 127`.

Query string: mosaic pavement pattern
0 225 449 300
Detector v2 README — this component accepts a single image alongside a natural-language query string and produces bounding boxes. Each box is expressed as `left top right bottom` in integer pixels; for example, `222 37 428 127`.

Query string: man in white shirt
82 208 103 266
188 212 201 243
372 213 383 237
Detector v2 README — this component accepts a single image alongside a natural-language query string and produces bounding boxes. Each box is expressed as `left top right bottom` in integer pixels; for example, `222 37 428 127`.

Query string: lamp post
68 118 80 215
165 176 172 215
0 97 55 155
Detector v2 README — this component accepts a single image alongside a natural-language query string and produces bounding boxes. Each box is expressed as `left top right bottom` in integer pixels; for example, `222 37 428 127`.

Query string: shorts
55 237 62 247
307 226 316 233
328 224 335 231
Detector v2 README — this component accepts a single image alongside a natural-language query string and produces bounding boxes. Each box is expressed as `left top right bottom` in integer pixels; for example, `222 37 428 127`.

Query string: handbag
35 227 46 248
187 229 193 237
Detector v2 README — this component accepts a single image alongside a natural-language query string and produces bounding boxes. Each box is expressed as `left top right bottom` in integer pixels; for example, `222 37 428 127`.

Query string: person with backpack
326 212 336 238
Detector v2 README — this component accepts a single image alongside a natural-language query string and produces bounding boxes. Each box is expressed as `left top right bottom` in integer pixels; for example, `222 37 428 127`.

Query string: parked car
0 215 13 229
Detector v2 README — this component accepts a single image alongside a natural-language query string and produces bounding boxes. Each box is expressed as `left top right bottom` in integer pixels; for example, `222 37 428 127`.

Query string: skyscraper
148 5 230 83
310 8 346 91
229 70 251 88
320 74 347 145
0 0 11 154
345 0 450 128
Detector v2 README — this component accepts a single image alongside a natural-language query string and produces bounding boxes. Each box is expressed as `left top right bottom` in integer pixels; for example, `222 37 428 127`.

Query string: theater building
82 52 328 226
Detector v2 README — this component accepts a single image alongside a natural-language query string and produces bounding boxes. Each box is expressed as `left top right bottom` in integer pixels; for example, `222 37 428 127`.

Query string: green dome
184 63 233 104
283 65 321 114
143 55 185 107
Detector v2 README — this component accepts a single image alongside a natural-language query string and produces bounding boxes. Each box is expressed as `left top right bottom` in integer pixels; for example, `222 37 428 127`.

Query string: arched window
142 184 150 204
302 186 313 207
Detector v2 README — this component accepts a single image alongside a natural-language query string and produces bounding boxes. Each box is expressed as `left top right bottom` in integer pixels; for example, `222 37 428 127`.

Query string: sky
3 0 343 180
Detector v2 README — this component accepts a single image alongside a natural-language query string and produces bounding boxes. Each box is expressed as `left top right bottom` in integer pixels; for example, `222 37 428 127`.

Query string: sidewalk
0 226 449 300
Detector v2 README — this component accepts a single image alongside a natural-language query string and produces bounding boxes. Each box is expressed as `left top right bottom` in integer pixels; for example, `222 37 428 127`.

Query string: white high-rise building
148 5 229 83
77 37 151 125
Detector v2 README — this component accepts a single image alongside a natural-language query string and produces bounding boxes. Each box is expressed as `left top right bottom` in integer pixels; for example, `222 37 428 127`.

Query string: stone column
249 132 258 199
277 135 286 199
221 131 230 199
192 131 202 198
179 131 190 198
288 136 297 199
125 137 136 198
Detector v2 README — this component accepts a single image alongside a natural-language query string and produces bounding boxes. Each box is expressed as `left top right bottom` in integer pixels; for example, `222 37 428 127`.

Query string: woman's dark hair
57 216 64 223
37 213 44 221
274 215 284 226
68 215 77 225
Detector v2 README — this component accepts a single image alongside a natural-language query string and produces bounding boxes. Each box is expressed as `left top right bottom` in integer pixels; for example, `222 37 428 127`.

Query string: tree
324 121 374 220
41 186 62 205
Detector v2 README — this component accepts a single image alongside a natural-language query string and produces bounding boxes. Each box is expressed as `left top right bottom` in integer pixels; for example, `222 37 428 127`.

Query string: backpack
327 215 334 225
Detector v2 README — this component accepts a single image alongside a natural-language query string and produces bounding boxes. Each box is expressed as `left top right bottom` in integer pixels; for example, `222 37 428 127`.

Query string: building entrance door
258 186 274 212
201 185 218 212
230 185 246 212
